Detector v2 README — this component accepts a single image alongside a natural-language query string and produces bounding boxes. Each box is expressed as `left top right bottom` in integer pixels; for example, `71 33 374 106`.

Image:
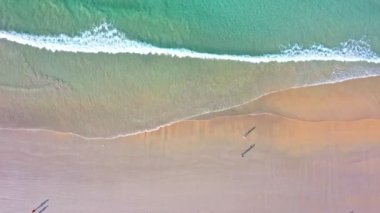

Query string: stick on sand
38 205 48 213
32 199 49 213
243 126 256 138
241 144 255 157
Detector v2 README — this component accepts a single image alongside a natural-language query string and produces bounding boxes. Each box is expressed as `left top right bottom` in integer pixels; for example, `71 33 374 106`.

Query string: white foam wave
0 23 379 63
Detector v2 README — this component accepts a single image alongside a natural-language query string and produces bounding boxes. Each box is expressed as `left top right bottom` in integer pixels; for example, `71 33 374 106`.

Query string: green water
1 0 380 54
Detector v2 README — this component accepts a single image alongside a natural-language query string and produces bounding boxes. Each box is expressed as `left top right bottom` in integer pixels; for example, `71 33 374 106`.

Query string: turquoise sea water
0 1 380 137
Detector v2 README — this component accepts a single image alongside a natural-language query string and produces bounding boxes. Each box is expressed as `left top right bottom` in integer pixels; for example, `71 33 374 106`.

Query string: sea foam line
1 75 379 140
0 23 379 63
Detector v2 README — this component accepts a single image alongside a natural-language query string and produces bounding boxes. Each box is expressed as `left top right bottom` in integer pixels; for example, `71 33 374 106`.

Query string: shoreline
1 75 380 140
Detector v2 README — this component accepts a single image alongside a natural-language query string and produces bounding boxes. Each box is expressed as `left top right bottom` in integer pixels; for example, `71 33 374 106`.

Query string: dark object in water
32 199 49 213
243 126 256 138
241 144 255 157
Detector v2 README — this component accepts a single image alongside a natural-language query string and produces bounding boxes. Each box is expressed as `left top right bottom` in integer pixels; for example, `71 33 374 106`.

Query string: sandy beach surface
1 77 380 212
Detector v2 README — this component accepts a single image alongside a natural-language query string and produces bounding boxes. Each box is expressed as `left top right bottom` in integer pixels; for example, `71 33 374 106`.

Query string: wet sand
1 77 380 212
197 76 380 121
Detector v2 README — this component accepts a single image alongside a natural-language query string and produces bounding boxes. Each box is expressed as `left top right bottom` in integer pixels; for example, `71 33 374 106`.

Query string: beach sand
1 77 380 212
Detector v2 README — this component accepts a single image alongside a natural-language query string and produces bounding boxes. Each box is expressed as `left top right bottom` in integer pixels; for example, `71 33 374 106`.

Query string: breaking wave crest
0 23 379 63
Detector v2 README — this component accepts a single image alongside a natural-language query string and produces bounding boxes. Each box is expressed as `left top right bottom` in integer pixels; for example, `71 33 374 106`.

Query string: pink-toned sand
1 77 380 212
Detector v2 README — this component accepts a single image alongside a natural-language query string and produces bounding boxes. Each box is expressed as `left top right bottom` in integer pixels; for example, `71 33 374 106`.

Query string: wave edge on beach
1 76 380 140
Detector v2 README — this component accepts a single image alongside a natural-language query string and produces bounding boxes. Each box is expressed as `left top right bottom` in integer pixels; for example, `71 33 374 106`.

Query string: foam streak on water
0 23 379 64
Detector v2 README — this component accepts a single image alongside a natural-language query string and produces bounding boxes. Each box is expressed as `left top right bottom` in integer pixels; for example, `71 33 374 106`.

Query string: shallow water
0 40 380 137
